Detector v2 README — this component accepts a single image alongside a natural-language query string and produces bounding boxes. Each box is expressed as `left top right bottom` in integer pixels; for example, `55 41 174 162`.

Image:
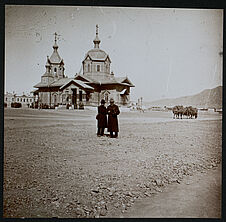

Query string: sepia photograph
4 5 223 218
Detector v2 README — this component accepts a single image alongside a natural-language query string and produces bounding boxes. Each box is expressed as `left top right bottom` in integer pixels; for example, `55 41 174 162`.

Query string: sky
5 5 223 102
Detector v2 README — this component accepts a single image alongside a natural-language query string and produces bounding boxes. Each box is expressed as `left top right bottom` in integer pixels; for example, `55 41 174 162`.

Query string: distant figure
107 98 120 138
96 99 107 136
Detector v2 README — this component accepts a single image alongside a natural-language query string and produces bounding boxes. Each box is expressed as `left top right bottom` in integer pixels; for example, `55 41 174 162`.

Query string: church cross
96 24 99 36
54 32 57 43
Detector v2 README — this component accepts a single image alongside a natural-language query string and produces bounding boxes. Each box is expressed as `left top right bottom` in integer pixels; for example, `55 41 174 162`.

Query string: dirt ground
3 108 222 218
121 162 221 218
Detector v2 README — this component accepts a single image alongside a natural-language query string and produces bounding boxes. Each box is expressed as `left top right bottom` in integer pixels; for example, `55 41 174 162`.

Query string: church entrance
72 88 77 109
54 95 57 106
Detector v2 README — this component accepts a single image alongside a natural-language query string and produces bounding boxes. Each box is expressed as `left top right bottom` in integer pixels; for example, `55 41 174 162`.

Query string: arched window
88 64 90 72
97 65 100 72
54 68 57 75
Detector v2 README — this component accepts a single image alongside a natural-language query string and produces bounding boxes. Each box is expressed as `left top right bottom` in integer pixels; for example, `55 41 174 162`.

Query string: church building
33 25 134 108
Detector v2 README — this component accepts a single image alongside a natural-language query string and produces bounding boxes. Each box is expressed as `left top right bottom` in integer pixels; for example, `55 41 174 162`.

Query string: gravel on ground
3 108 222 218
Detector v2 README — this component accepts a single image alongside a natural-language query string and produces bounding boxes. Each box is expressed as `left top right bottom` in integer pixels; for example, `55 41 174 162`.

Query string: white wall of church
51 92 61 105
38 87 87 107
84 59 109 74
39 92 50 105
88 89 122 105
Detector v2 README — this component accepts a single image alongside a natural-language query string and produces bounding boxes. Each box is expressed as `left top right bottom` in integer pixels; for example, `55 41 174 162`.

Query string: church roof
115 77 127 82
34 77 94 90
50 78 74 87
98 78 118 84
34 82 49 88
74 74 134 87
120 89 127 94
49 50 62 64
42 72 53 77
49 34 62 64
95 76 134 87
30 89 39 93
115 77 135 87
34 77 72 88
83 25 111 62
34 75 134 89
59 79 94 90
74 74 99 84
85 48 109 61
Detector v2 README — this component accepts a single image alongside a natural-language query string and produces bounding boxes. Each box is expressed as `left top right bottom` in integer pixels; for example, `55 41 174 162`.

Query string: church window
30 99 32 102
23 99 25 102
88 64 90 72
20 98 22 102
97 65 100 72
17 98 19 102
54 68 57 75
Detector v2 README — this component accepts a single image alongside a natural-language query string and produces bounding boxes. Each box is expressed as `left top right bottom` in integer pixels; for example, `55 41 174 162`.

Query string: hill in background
145 86 222 109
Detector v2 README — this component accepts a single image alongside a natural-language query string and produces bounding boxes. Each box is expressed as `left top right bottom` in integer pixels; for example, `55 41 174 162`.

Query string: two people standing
96 98 120 138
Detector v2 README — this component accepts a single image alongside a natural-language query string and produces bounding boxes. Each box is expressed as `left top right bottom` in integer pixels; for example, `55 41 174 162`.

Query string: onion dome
83 25 111 62
86 48 108 61
49 32 62 63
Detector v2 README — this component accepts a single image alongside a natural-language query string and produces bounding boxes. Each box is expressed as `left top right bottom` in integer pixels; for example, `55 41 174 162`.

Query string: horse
172 105 184 119
173 105 198 119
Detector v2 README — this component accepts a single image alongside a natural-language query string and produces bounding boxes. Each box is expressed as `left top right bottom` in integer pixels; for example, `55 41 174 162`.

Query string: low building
4 92 34 108
4 92 15 107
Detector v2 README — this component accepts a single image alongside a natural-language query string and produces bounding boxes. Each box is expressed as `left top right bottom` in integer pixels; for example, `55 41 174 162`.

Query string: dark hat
101 99 106 104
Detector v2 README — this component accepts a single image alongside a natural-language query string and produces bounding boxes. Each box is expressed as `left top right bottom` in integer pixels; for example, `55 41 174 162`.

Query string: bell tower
82 25 112 81
49 32 65 80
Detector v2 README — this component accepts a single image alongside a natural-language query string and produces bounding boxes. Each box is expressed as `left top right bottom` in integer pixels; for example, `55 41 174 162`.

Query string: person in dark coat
107 98 120 138
97 99 107 136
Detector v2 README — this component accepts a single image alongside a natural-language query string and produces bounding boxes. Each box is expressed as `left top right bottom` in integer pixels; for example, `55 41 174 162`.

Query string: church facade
33 26 134 108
